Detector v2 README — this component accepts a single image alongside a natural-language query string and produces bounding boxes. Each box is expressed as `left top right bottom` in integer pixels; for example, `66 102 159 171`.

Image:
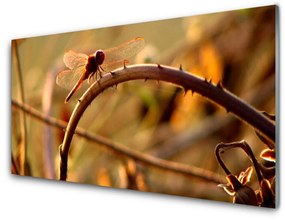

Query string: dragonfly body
56 37 145 103
86 50 105 80
64 50 105 103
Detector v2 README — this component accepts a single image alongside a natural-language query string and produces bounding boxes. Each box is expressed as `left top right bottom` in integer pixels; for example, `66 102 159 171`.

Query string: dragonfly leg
87 74 91 84
88 72 96 84
98 66 105 78
98 70 102 79
99 66 105 72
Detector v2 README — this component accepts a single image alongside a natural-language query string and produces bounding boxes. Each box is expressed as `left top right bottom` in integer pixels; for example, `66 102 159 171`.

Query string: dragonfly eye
94 49 105 65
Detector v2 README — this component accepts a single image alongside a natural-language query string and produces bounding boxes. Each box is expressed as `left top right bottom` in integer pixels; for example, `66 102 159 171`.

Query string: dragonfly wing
56 65 86 90
63 50 88 69
102 37 145 72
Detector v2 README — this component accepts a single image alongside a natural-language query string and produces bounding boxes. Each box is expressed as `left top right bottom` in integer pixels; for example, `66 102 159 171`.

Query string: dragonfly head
94 49 105 65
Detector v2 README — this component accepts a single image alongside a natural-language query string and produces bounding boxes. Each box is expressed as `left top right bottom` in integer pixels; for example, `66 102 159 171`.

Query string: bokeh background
11 5 276 204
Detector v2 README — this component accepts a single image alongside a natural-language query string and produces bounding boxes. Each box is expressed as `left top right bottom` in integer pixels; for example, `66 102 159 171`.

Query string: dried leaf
260 149 275 162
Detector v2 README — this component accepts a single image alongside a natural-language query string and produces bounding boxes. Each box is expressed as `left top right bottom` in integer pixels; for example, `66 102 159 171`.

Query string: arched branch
60 64 275 181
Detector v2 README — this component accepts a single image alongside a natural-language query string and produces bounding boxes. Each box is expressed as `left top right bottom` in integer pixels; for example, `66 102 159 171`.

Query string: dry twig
12 99 223 183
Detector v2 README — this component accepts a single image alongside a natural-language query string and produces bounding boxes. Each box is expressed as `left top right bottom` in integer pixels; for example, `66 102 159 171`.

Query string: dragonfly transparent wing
56 65 86 90
63 50 88 69
101 37 145 72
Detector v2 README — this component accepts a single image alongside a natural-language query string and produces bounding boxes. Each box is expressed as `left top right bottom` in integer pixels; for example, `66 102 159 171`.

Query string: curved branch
215 141 265 183
148 74 275 159
60 64 275 180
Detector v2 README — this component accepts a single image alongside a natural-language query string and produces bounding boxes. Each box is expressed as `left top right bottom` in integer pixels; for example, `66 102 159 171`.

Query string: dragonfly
56 37 145 103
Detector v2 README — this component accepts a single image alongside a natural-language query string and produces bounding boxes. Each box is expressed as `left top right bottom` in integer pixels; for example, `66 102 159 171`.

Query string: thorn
183 87 188 96
179 64 183 71
78 99 81 103
204 78 208 83
110 71 115 75
217 81 224 89
115 83 118 89
261 111 275 121
191 90 195 96
59 144 63 156
208 78 212 84
123 60 128 69
157 64 163 69
144 78 148 82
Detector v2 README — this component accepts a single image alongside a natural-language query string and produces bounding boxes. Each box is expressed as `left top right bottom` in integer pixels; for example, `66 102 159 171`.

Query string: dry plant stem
60 64 275 181
216 141 264 183
11 155 20 174
12 40 28 175
42 70 56 179
12 99 223 183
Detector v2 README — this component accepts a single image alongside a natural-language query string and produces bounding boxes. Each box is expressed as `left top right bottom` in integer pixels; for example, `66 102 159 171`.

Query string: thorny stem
12 99 223 183
149 74 275 159
59 64 275 181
